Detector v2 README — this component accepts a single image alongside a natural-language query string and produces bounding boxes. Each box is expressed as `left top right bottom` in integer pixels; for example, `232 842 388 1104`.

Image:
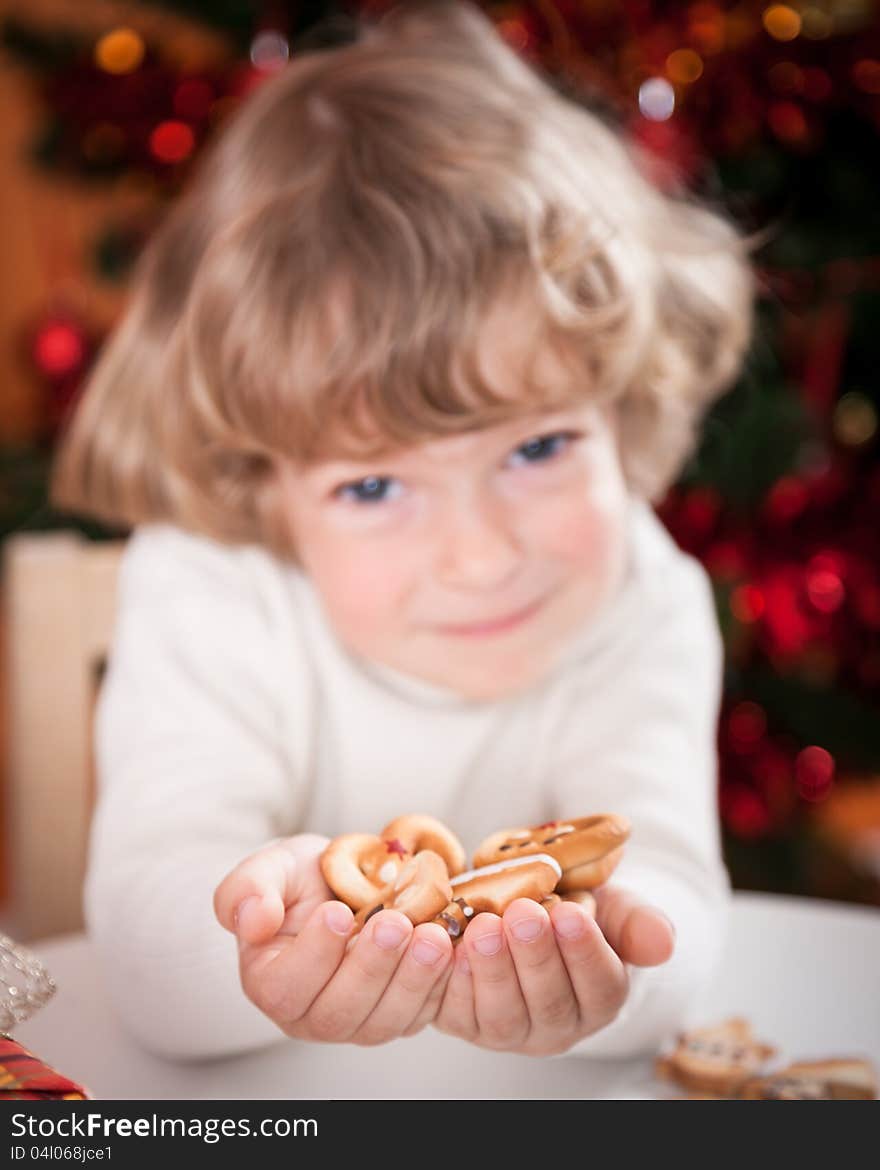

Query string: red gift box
0 1036 92 1100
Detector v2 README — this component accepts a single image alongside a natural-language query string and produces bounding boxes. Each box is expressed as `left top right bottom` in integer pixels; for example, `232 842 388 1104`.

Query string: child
50 0 756 1064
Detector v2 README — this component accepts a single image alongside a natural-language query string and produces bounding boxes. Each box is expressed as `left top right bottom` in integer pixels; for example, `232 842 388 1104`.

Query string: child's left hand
430 887 675 1056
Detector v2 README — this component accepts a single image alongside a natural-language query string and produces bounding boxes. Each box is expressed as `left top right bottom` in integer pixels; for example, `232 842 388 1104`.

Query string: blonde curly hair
51 0 758 563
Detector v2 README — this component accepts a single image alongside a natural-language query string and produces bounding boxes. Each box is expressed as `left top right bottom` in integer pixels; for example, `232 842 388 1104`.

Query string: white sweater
86 495 731 1063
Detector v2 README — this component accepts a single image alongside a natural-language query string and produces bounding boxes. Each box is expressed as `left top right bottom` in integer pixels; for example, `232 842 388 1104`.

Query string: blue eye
335 475 397 505
334 431 578 506
510 431 577 466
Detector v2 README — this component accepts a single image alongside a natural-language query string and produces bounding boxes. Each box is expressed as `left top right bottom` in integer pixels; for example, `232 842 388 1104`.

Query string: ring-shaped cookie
379 814 466 877
320 814 465 910
353 850 454 931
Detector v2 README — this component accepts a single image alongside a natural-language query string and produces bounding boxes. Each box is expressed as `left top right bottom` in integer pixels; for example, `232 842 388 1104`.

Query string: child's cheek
537 491 630 619
544 494 622 567
313 544 416 648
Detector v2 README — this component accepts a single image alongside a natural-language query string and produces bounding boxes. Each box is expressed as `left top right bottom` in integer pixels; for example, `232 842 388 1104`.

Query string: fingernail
472 931 503 956
373 921 407 950
234 895 262 934
553 906 586 940
411 938 443 966
510 916 543 943
323 903 353 935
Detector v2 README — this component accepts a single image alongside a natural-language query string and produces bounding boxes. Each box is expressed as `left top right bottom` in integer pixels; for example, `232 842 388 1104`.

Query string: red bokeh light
730 583 765 623
33 321 86 378
721 785 772 838
149 120 195 164
795 745 835 802
727 701 768 754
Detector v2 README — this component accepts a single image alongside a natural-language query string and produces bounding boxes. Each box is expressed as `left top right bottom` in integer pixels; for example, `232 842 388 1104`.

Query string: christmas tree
1 0 878 903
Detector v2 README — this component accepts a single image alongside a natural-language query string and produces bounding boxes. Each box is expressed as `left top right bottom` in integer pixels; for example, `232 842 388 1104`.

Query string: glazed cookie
739 1058 878 1100
320 813 466 911
654 1018 777 1097
473 815 630 893
433 853 563 942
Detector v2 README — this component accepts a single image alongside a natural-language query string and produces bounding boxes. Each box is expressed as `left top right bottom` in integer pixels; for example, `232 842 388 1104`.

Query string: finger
214 835 328 943
463 912 529 1050
215 849 297 944
402 957 456 1036
303 909 413 1042
549 900 629 1030
238 899 354 1026
350 923 454 1045
433 940 478 1042
593 886 676 967
501 899 578 1052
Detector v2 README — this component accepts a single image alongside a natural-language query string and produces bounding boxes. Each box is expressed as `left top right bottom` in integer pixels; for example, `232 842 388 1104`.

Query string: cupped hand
213 834 455 1045
432 885 675 1057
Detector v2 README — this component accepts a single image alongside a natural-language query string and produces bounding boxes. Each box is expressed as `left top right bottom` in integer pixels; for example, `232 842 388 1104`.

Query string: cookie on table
739 1058 878 1100
655 1017 777 1098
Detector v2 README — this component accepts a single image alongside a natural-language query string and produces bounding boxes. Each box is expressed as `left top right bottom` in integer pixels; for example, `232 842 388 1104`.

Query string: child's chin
440 662 550 704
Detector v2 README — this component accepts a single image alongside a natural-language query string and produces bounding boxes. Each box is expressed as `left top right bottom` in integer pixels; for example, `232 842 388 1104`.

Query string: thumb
214 835 329 944
593 885 676 967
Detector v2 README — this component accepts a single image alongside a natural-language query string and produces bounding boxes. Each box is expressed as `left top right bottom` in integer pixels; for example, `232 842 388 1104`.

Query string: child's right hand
213 834 455 1045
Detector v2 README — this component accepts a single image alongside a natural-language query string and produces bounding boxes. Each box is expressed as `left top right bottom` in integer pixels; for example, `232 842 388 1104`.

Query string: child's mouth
436 596 546 637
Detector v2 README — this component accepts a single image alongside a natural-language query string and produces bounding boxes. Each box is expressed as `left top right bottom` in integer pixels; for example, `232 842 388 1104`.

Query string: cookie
433 853 562 941
320 813 466 911
739 1058 878 1100
655 1018 777 1097
472 815 630 893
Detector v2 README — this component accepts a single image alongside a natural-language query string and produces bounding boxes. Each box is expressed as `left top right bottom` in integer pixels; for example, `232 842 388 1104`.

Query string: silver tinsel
0 932 56 1035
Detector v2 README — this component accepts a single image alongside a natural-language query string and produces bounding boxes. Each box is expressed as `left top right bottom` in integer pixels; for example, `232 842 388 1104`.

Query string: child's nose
434 494 523 590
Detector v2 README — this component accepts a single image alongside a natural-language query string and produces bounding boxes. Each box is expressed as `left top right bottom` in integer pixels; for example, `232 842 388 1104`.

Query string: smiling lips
437 596 545 637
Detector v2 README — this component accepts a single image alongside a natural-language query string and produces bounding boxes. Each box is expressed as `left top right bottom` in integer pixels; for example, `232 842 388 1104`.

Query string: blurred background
0 0 878 934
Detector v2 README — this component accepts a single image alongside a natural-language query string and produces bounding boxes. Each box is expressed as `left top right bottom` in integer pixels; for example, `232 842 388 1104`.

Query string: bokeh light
852 59 880 94
763 475 810 522
638 77 675 120
33 321 86 378
800 6 834 39
730 584 766 623
727 702 768 754
149 120 195 164
666 49 704 84
768 61 804 94
687 3 726 55
805 566 845 614
250 30 290 73
767 100 809 143
802 67 833 102
94 28 145 75
497 18 531 51
833 391 877 447
795 745 835 802
763 5 802 42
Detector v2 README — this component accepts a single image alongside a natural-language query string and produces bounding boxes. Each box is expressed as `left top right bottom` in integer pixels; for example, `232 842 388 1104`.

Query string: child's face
276 398 631 702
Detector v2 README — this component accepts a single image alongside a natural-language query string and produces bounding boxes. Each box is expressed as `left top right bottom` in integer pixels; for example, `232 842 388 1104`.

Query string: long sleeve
85 525 314 1061
548 548 731 1059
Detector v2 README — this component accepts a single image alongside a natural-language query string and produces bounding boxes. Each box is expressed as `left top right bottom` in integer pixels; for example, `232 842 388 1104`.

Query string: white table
13 893 880 1100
